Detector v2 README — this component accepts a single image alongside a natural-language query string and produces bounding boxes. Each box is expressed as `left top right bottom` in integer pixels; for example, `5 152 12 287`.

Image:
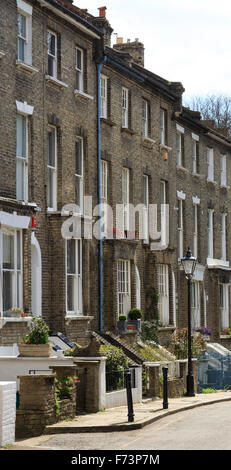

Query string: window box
45 75 68 90
16 60 39 75
5 309 21 319
18 342 53 357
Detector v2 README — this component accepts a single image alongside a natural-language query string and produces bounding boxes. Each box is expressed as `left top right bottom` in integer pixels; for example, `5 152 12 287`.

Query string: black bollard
163 367 168 410
125 370 135 422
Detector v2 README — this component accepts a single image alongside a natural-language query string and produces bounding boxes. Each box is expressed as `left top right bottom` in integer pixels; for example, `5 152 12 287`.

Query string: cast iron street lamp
181 247 197 397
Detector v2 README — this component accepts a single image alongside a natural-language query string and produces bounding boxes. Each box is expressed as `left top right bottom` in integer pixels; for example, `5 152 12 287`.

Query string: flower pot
5 310 21 318
18 343 53 357
127 319 141 332
117 320 127 332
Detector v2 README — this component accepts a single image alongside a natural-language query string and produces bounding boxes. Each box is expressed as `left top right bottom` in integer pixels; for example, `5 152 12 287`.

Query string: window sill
207 179 217 186
0 51 6 59
142 136 156 145
160 143 172 152
16 61 39 75
100 117 116 127
220 184 230 190
121 127 136 136
45 75 68 90
191 172 201 179
74 89 94 101
176 165 189 173
0 317 32 329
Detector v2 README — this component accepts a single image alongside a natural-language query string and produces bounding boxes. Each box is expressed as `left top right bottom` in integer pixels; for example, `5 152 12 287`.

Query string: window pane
67 276 75 312
3 233 14 269
16 115 27 159
75 140 82 175
67 240 76 274
17 14 26 38
76 49 82 70
48 32 56 56
3 271 13 313
48 129 56 167
16 159 25 201
17 231 21 270
18 37 25 61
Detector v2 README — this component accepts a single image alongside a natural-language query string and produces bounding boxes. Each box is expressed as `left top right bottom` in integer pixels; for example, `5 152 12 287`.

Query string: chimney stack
98 6 107 17
113 38 145 67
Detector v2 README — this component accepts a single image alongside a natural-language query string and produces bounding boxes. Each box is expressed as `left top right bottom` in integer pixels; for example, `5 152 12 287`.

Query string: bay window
0 228 23 317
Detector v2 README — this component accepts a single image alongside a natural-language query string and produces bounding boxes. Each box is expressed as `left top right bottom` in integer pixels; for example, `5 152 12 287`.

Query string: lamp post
181 247 197 397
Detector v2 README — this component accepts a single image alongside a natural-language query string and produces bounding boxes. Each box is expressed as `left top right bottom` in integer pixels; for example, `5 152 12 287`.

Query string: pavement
5 390 231 450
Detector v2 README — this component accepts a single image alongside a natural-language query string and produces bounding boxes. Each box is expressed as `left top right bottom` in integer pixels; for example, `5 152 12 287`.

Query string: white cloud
73 0 231 97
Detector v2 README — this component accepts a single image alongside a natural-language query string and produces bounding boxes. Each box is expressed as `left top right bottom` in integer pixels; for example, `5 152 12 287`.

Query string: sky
73 0 231 103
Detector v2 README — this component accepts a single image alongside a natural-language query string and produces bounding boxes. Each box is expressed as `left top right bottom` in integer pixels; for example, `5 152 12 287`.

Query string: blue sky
73 0 231 100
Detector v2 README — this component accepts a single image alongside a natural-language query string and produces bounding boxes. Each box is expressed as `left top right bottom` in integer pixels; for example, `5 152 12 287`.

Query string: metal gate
197 351 231 392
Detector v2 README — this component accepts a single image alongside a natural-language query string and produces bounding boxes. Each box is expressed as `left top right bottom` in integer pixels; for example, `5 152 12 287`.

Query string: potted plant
117 314 127 332
5 308 23 318
194 326 211 341
127 308 142 332
18 315 53 357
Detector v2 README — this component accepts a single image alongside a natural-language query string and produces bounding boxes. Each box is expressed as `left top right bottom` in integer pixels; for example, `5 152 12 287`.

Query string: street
10 401 231 451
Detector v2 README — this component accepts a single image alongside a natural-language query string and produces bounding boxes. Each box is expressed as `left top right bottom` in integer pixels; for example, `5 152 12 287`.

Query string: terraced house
0 0 231 350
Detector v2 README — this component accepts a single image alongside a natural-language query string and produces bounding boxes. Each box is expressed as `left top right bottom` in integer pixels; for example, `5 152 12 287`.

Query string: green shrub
141 320 161 344
22 316 50 344
119 314 127 321
100 345 129 392
168 328 206 359
128 308 142 320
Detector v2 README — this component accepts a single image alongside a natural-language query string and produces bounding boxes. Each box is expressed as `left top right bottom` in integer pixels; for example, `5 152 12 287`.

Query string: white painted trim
177 190 186 200
16 100 34 116
176 123 184 134
17 0 33 16
192 196 200 205
31 233 42 317
192 132 199 141
0 211 30 229
193 264 205 282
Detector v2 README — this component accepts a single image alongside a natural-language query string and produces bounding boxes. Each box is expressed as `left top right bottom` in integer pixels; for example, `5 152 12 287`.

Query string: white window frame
0 227 23 317
66 239 82 316
47 30 57 79
100 75 108 119
142 175 149 241
117 259 131 316
191 281 200 329
208 209 214 259
142 99 148 137
160 108 167 145
47 126 57 212
207 148 214 182
122 87 129 128
17 0 32 65
193 204 198 259
176 131 184 167
16 113 28 203
220 154 227 187
192 139 199 174
221 213 227 262
158 264 169 325
75 47 83 92
75 137 84 214
177 198 184 259
220 284 229 330
122 168 130 232
101 160 108 204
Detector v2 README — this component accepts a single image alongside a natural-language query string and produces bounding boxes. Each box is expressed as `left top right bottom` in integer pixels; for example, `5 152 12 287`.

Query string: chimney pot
117 37 123 44
98 6 107 17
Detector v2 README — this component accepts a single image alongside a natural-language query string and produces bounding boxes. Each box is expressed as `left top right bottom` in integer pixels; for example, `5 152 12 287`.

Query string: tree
184 94 231 137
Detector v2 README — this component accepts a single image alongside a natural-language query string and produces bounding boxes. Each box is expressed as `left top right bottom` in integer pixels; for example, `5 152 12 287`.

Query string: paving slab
44 391 231 434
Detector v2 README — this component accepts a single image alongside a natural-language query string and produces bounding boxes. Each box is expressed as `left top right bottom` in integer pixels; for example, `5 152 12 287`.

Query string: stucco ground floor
1 205 231 349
